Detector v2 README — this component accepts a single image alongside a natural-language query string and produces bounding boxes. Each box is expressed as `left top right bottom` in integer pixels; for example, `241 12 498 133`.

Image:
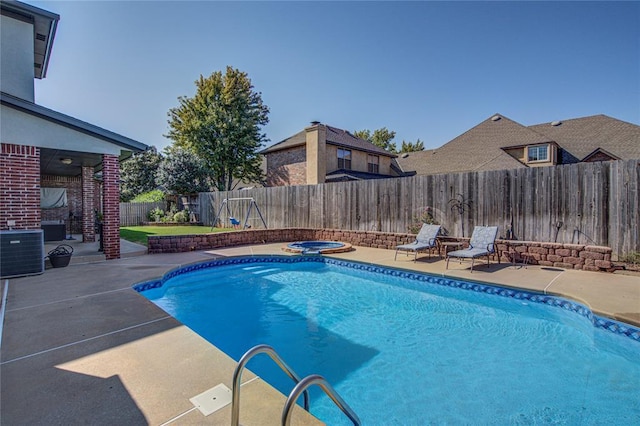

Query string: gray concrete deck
1 241 639 425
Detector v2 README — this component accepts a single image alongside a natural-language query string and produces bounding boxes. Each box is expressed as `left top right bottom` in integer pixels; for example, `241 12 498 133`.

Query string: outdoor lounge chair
395 224 441 261
446 226 499 272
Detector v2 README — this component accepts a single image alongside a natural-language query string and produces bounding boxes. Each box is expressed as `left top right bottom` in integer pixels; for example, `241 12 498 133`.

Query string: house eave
1 91 148 152
1 0 60 79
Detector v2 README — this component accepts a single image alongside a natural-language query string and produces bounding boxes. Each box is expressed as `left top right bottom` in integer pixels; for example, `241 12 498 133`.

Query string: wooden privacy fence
197 159 638 258
120 201 165 226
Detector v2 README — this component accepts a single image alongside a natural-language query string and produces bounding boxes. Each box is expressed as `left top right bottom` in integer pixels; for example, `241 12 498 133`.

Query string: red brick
102 155 120 259
0 143 40 230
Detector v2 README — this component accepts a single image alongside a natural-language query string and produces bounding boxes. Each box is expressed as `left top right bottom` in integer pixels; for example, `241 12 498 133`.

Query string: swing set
211 197 267 230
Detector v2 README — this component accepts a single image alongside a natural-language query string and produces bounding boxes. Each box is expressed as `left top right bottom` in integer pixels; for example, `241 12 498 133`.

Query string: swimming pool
135 256 640 424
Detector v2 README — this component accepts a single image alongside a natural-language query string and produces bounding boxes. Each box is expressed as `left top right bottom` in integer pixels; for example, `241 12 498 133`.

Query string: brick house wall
40 175 82 232
0 143 40 230
101 154 120 260
265 146 307 186
81 166 96 242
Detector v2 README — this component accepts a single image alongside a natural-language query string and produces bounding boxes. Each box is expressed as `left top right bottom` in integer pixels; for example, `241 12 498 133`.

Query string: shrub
173 210 189 223
131 190 165 203
408 207 439 234
620 251 640 265
148 207 164 222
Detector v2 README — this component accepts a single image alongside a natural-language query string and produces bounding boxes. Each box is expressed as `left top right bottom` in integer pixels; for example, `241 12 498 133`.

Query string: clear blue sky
30 1 640 151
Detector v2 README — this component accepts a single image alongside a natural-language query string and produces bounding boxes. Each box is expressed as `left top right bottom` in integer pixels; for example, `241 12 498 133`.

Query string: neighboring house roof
262 123 397 158
324 125 397 157
528 114 640 163
1 0 59 79
397 114 541 175
261 130 306 153
397 113 640 175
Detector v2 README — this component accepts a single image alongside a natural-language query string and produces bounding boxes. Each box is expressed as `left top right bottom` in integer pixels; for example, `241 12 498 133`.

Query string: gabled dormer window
337 148 351 169
527 144 549 162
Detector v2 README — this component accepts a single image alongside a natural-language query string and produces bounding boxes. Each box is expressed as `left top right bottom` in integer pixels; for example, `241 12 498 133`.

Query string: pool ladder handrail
231 344 360 426
231 344 309 426
282 373 360 426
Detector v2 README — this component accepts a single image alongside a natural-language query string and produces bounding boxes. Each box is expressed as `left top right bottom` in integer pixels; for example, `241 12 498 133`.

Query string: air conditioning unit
1 230 45 278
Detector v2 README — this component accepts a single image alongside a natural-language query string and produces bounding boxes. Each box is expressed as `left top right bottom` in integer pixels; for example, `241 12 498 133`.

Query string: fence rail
197 159 639 259
120 201 165 226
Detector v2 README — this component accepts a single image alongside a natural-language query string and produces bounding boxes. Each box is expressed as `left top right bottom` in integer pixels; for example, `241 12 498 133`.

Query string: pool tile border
133 255 640 343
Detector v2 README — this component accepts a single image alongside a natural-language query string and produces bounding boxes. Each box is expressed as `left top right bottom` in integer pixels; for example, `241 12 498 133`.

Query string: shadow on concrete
0 255 188 425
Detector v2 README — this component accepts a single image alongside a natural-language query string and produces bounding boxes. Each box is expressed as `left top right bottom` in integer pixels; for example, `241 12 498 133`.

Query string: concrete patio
1 241 639 425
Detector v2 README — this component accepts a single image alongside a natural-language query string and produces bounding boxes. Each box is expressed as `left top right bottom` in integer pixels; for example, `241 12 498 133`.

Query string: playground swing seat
229 217 245 229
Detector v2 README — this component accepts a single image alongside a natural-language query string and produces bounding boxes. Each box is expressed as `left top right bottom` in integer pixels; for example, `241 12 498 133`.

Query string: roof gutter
40 9 58 79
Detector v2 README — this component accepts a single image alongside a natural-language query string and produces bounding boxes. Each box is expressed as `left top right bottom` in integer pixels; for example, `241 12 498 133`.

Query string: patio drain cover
190 383 232 416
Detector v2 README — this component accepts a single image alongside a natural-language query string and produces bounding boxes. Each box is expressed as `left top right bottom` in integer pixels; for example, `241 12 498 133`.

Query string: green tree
353 127 397 153
166 66 269 191
131 190 165 203
119 146 163 202
157 146 211 195
400 139 425 153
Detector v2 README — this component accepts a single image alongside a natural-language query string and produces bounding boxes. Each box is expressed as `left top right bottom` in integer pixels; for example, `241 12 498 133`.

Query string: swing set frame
211 197 267 230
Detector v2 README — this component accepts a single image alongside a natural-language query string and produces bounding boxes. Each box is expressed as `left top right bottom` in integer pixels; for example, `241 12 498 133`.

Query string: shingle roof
529 114 640 163
397 113 640 175
261 124 396 157
396 114 539 175
324 125 396 157
261 130 306 154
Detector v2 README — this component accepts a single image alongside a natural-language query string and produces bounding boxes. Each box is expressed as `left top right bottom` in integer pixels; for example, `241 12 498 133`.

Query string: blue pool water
137 257 640 425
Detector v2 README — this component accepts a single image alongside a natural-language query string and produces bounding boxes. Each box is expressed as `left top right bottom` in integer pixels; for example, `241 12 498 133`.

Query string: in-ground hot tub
282 240 353 254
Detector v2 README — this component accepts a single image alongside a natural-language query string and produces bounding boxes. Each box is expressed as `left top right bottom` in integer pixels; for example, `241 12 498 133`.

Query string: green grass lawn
120 225 233 246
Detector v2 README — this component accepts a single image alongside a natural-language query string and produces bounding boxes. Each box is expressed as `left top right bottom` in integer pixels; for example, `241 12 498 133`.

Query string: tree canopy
400 139 425 153
119 146 163 202
166 66 269 191
353 127 397 153
156 146 211 195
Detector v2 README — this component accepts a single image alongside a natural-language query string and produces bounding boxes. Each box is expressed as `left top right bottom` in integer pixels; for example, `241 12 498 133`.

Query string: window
528 144 549 162
367 154 379 173
337 149 352 169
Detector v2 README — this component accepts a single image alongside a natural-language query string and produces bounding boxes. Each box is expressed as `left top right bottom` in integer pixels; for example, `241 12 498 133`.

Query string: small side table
506 242 528 268
439 241 464 258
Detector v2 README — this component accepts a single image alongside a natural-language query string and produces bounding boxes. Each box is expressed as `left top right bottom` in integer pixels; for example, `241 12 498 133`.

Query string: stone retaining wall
147 228 635 273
